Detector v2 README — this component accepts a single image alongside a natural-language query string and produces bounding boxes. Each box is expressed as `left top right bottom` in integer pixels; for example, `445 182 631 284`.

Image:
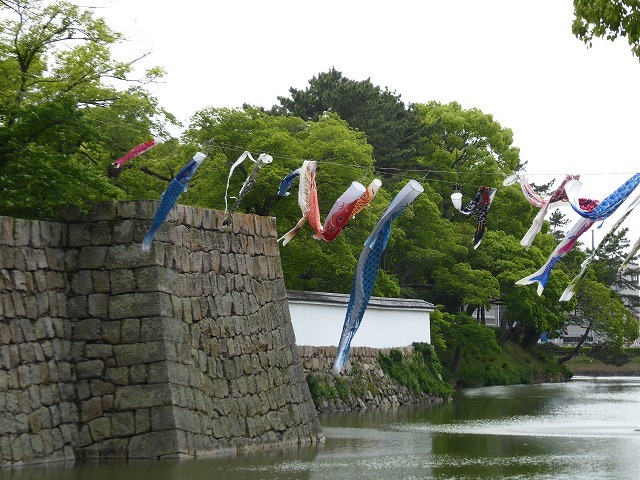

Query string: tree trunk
558 323 593 364
452 346 463 374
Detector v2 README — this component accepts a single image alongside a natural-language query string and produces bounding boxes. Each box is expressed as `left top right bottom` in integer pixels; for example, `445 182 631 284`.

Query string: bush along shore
299 344 454 413
300 342 582 413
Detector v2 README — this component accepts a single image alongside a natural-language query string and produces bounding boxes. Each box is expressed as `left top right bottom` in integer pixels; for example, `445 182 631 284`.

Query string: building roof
286 290 435 312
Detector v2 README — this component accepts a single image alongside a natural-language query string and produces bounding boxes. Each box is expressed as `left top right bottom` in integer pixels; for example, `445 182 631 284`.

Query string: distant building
287 290 434 348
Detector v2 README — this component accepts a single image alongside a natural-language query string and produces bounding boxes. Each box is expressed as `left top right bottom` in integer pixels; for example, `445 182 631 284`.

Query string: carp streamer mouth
107 163 122 179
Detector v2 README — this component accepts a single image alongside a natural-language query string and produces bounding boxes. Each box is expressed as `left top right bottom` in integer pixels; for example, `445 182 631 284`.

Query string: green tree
413 101 521 203
270 67 427 170
0 0 174 218
559 277 638 363
182 107 400 294
573 0 640 58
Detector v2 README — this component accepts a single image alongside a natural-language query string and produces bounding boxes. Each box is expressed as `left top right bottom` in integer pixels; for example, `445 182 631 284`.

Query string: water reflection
1 377 638 479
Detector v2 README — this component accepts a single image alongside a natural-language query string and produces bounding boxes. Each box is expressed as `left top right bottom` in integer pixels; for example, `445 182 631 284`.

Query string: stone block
78 246 108 269
70 270 93 296
110 411 135 437
73 318 102 341
104 366 129 386
128 430 185 459
0 216 14 246
88 416 110 441
135 409 150 434
44 248 65 271
113 341 166 366
114 384 172 410
13 219 31 247
109 292 171 320
105 244 160 270
112 219 135 244
75 360 104 379
67 223 91 247
90 222 112 245
129 364 146 384
81 397 103 422
110 269 135 295
87 294 109 318
85 343 113 359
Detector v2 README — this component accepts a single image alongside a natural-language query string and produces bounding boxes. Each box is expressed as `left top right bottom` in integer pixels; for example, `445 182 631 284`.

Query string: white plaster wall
288 301 431 348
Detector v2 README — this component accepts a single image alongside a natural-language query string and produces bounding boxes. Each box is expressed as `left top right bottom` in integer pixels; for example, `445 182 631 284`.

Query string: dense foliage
573 0 640 58
1 0 637 372
0 0 176 218
377 342 454 397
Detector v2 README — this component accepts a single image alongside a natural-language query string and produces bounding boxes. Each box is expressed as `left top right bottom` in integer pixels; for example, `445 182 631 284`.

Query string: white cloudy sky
85 0 640 243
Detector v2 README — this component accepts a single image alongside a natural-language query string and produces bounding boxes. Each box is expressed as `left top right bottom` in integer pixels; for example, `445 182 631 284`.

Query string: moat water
3 376 639 479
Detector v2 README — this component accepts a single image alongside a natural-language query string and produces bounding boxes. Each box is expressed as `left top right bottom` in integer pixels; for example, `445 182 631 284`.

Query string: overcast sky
85 0 640 243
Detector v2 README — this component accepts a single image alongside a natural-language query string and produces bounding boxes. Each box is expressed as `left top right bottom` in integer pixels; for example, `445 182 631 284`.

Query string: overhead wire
208 141 638 191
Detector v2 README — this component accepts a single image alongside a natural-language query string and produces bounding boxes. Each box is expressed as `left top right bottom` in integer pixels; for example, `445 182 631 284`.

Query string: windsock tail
515 267 550 296
332 344 351 375
279 216 307 246
473 223 486 249
141 232 154 252
278 230 296 246
559 283 576 302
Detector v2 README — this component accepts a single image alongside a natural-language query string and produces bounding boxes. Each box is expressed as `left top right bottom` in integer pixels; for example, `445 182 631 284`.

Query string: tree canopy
573 0 640 58
0 1 636 361
0 0 175 218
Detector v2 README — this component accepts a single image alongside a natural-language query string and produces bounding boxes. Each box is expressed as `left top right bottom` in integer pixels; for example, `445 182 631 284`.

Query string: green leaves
573 0 640 58
0 0 174 218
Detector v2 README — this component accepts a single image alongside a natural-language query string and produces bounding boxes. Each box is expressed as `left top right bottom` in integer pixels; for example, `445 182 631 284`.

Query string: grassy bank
552 347 640 376
437 341 573 388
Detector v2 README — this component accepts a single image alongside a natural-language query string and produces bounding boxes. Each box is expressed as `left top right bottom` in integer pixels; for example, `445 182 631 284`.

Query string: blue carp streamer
560 191 640 301
566 172 640 221
277 167 301 197
141 152 207 251
332 180 423 374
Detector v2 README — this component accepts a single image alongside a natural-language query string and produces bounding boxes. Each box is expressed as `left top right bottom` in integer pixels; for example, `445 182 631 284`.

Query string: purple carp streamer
108 137 162 179
560 192 640 301
504 173 579 248
223 152 273 226
452 186 497 249
516 216 596 296
142 152 207 251
565 172 640 221
332 180 423 374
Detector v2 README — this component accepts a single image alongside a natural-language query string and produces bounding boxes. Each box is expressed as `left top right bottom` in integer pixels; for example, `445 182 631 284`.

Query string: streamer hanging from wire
333 179 424 374
451 186 497 249
223 152 273 226
142 152 207 251
504 173 579 248
108 137 162 179
560 191 640 301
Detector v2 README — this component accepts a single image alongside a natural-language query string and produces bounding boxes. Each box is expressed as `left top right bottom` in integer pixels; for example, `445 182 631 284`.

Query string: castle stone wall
0 201 322 467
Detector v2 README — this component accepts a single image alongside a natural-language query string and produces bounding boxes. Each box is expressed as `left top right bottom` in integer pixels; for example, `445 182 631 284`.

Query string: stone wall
0 201 322 467
298 345 447 412
0 216 77 465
